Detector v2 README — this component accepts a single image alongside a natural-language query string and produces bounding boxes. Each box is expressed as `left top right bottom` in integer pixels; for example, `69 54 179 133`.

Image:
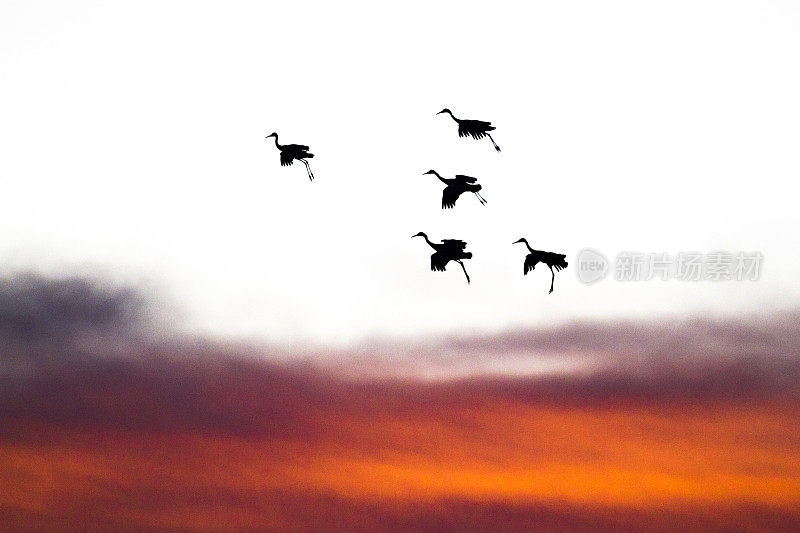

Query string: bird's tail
464 252 473 259
553 257 568 271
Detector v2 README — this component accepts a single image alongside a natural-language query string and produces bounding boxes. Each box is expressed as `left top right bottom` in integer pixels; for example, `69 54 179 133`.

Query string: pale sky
2 0 800 346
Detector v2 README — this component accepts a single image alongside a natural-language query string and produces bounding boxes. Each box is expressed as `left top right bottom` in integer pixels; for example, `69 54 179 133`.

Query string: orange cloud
2 359 800 530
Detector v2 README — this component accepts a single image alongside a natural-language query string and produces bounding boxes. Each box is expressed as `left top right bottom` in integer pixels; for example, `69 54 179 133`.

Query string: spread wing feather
458 120 494 137
454 175 478 184
441 186 461 209
280 151 295 166
524 254 539 275
280 146 314 166
459 126 486 139
541 252 568 270
430 252 450 272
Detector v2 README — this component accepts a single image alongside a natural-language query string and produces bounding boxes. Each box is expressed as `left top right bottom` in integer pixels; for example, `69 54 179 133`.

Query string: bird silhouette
412 232 473 284
513 238 568 294
265 132 315 181
423 170 487 209
436 108 501 152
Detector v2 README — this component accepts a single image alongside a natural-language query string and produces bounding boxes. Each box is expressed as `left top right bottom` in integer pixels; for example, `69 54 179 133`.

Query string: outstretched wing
441 239 467 254
459 119 495 139
286 143 310 152
471 119 494 130
524 253 540 275
430 252 450 272
458 124 484 139
454 175 478 184
279 151 295 166
441 186 461 209
281 145 314 166
542 252 568 271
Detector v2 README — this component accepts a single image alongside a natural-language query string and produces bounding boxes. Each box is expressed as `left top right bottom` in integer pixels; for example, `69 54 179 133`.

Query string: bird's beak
512 239 523 244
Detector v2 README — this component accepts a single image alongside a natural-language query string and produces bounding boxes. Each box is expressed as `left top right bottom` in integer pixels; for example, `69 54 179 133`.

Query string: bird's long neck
422 235 437 249
430 172 448 184
522 240 534 253
445 110 459 122
272 135 283 149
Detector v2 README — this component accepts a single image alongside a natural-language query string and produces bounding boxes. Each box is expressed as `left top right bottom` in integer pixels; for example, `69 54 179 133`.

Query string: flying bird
265 132 315 181
436 108 501 152
513 238 568 294
423 170 487 209
412 232 473 284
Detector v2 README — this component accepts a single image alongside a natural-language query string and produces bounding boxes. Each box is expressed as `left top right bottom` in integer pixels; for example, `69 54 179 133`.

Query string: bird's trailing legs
487 133 501 152
549 266 555 294
457 260 471 284
300 159 315 181
474 192 488 205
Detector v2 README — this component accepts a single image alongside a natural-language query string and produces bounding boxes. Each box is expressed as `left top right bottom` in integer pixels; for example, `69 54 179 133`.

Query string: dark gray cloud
0 271 163 362
0 273 143 335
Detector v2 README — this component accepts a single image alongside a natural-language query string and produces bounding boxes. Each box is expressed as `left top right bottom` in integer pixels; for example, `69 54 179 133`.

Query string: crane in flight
412 232 473 284
423 170 487 209
265 132 315 181
513 238 568 294
436 108 501 152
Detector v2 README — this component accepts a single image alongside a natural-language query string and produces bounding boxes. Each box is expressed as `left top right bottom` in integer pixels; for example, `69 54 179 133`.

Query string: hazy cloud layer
1 272 799 438
4 271 798 367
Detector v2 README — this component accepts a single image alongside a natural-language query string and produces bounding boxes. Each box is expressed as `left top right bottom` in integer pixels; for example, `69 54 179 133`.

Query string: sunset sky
2 0 800 531
2 276 799 530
